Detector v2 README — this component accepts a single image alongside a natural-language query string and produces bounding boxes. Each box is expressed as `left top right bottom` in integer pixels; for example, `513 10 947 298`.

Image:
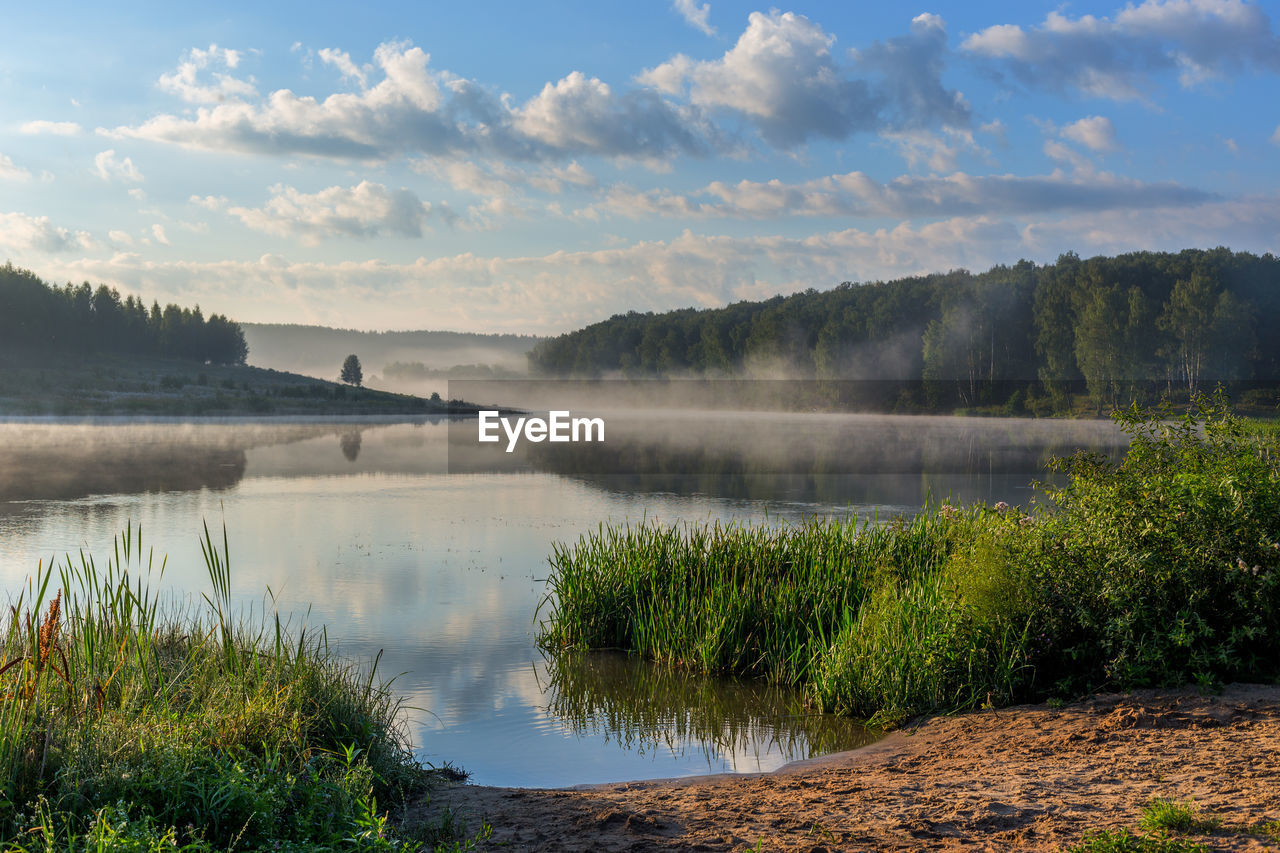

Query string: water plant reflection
540 651 879 772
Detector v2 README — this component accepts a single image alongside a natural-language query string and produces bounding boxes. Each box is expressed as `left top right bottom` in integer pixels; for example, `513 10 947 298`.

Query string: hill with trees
241 323 540 381
0 262 248 366
527 248 1280 412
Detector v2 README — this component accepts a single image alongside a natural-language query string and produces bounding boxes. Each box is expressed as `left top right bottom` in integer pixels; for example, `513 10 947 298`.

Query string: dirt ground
406 684 1280 852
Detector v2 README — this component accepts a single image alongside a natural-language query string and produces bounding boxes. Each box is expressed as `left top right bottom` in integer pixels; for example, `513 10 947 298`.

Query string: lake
0 413 1127 787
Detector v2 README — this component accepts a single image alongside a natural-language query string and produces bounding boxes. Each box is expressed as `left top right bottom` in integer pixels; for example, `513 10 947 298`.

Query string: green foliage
1068 829 1209 853
1140 800 1220 835
527 248 1280 415
1013 392 1280 694
538 508 1036 725
539 394 1280 723
0 263 248 366
0 525 461 851
342 354 364 387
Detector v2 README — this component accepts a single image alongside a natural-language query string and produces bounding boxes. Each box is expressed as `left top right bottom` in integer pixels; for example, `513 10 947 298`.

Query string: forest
527 248 1280 412
0 263 247 366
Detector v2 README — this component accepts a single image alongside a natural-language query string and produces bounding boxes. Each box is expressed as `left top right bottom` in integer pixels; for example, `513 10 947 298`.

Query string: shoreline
410 684 1280 851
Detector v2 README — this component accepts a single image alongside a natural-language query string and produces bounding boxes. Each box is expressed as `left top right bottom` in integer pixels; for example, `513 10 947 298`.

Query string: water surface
0 414 1127 786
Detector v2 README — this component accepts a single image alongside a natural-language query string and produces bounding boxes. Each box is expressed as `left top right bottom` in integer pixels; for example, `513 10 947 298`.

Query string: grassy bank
0 355 466 416
0 525 479 851
538 394 1280 725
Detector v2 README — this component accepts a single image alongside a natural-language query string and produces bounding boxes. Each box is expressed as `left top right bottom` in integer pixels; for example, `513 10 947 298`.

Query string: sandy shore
408 684 1280 851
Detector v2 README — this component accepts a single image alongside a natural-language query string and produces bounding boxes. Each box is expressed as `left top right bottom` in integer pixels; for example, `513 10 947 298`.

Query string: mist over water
0 415 1127 786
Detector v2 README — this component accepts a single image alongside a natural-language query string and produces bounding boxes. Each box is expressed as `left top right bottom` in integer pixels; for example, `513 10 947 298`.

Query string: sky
1 0 1278 334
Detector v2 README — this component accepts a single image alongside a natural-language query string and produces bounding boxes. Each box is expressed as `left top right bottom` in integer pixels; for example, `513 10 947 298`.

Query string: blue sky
1 0 1278 333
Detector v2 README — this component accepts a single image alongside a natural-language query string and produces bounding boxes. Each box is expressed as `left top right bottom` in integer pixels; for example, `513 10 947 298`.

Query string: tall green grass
538 392 1280 725
0 524 447 851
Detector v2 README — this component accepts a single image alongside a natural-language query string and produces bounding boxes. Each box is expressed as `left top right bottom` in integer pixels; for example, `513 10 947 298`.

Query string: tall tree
341 354 363 387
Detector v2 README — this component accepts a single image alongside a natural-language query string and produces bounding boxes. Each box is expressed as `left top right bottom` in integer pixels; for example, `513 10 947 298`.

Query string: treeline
528 248 1280 411
0 263 247 365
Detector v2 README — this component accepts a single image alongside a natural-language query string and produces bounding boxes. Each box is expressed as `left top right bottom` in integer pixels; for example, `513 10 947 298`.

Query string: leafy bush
1015 393 1280 694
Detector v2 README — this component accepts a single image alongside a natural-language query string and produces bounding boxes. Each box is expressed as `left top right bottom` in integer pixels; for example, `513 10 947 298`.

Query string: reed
537 507 1030 725
0 524 445 851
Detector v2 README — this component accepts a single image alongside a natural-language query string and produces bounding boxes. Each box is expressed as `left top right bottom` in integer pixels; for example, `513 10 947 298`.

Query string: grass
0 523 477 851
1069 798 1280 852
1067 829 1209 853
1140 800 1220 835
538 391 1280 725
0 354 457 416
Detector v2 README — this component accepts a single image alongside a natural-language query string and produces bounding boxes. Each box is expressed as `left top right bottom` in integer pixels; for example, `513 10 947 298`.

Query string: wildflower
994 501 1011 512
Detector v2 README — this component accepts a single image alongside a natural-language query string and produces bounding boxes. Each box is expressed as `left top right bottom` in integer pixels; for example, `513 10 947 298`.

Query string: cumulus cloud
189 194 228 210
0 212 94 253
412 157 595 199
157 43 257 104
637 10 967 147
151 224 171 245
318 48 370 87
94 149 144 182
963 0 1280 100
513 71 712 160
672 0 715 36
113 40 710 164
1061 115 1122 152
882 127 983 172
854 13 970 129
0 153 31 181
20 120 82 136
637 11 882 146
226 181 435 244
581 168 1215 220
108 229 134 246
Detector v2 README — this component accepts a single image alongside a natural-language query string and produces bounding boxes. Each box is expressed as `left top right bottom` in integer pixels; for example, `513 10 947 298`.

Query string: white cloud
318 47 370 87
114 40 707 164
0 153 31 182
581 168 1215 221
637 11 881 146
94 149 144 182
20 120 82 136
963 0 1280 100
151 224 171 245
128 188 147 201
0 212 94 253
1061 116 1122 152
1043 139 1095 171
979 119 1008 147
108 229 134 246
882 127 982 173
672 0 715 36
158 43 258 104
189 194 228 210
34 194 1280 333
637 10 967 147
512 70 711 160
226 181 435 244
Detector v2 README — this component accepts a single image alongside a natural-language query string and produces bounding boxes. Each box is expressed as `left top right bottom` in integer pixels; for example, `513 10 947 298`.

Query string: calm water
0 414 1127 787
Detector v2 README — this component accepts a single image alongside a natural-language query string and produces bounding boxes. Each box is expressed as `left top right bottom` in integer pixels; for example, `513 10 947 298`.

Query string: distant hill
241 324 542 388
527 247 1280 414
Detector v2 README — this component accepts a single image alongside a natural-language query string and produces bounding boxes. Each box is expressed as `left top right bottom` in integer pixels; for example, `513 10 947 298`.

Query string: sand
406 684 1280 851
